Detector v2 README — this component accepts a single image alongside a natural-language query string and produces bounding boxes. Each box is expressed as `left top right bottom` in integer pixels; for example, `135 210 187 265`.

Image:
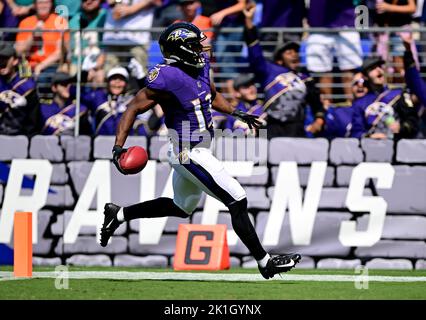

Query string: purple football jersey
145 53 214 150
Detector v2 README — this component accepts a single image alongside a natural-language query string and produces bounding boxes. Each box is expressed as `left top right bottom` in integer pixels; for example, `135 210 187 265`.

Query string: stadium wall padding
0 135 426 270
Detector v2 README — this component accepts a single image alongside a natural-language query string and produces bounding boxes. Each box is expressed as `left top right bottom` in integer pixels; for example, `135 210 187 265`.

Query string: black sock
228 198 267 261
123 197 189 221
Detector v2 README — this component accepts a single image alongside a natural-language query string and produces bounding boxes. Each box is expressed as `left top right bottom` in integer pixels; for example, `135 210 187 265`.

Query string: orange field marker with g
174 224 230 271
14 212 32 278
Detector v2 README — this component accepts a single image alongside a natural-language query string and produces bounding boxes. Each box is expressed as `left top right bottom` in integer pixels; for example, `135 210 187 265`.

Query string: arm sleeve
404 51 426 108
78 108 93 136
398 95 419 138
305 77 325 119
25 90 42 135
243 26 268 81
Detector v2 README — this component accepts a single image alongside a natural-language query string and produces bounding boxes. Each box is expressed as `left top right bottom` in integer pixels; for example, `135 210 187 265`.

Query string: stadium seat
114 254 168 267
245 186 270 209
366 258 413 270
329 138 364 165
66 254 112 267
361 138 394 162
415 260 426 270
356 215 426 240
318 188 355 209
0 135 28 161
128 234 177 255
242 255 316 269
60 136 91 161
33 257 62 266
378 166 426 213
355 240 426 258
255 211 352 257
149 135 169 161
316 258 361 269
51 211 126 236
236 166 268 185
110 162 142 206
94 136 148 159
268 138 329 165
214 137 268 165
33 210 54 255
55 236 127 255
30 135 63 162
270 165 334 187
153 163 172 196
45 185 74 207
335 165 355 187
51 164 69 185
67 161 94 194
396 139 426 163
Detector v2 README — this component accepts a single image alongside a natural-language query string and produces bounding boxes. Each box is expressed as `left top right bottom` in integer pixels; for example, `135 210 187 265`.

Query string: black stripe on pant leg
181 158 236 206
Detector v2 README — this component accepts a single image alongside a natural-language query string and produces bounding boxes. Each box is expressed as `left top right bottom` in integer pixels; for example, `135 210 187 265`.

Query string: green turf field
0 266 425 300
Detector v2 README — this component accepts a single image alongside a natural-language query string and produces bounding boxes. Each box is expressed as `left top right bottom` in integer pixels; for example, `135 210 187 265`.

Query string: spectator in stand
69 0 107 84
5 0 34 19
0 0 19 41
0 42 40 135
177 0 213 43
225 74 266 136
374 0 417 83
15 0 70 92
210 0 245 76
323 72 368 139
260 0 306 55
83 65 164 135
40 72 92 135
350 57 419 139
243 3 325 139
54 0 81 20
152 0 183 28
420 0 426 68
103 0 162 75
306 0 363 104
402 37 426 137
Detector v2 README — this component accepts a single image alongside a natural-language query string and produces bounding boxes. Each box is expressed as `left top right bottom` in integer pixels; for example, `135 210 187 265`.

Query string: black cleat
100 203 122 247
258 253 302 279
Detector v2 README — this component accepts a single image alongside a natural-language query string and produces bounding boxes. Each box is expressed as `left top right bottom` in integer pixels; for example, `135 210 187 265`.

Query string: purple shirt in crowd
0 0 19 29
308 0 356 28
261 0 306 28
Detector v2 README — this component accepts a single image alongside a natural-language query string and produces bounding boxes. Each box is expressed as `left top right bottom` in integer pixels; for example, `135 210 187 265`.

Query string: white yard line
0 271 426 283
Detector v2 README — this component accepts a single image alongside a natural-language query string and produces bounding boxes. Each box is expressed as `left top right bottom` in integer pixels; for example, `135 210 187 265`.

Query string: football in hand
119 146 148 174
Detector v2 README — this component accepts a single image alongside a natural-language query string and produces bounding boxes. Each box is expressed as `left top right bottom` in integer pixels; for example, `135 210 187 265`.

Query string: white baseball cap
107 67 129 80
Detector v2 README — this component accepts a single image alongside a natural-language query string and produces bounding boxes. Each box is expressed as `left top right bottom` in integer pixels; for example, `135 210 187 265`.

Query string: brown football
119 146 148 174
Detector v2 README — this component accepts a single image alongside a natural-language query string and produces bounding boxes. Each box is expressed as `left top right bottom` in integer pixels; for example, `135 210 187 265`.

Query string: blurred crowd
0 0 426 140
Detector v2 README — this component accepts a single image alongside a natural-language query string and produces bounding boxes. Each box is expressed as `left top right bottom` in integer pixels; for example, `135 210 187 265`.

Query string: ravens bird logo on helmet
159 22 209 69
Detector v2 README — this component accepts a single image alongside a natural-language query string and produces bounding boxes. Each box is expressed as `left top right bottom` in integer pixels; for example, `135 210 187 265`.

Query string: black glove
112 145 128 175
403 48 416 70
231 109 263 129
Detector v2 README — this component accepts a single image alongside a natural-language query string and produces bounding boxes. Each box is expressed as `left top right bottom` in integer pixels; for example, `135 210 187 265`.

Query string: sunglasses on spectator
351 78 365 86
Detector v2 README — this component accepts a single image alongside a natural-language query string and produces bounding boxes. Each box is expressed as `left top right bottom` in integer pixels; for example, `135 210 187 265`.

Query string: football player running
100 22 301 279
